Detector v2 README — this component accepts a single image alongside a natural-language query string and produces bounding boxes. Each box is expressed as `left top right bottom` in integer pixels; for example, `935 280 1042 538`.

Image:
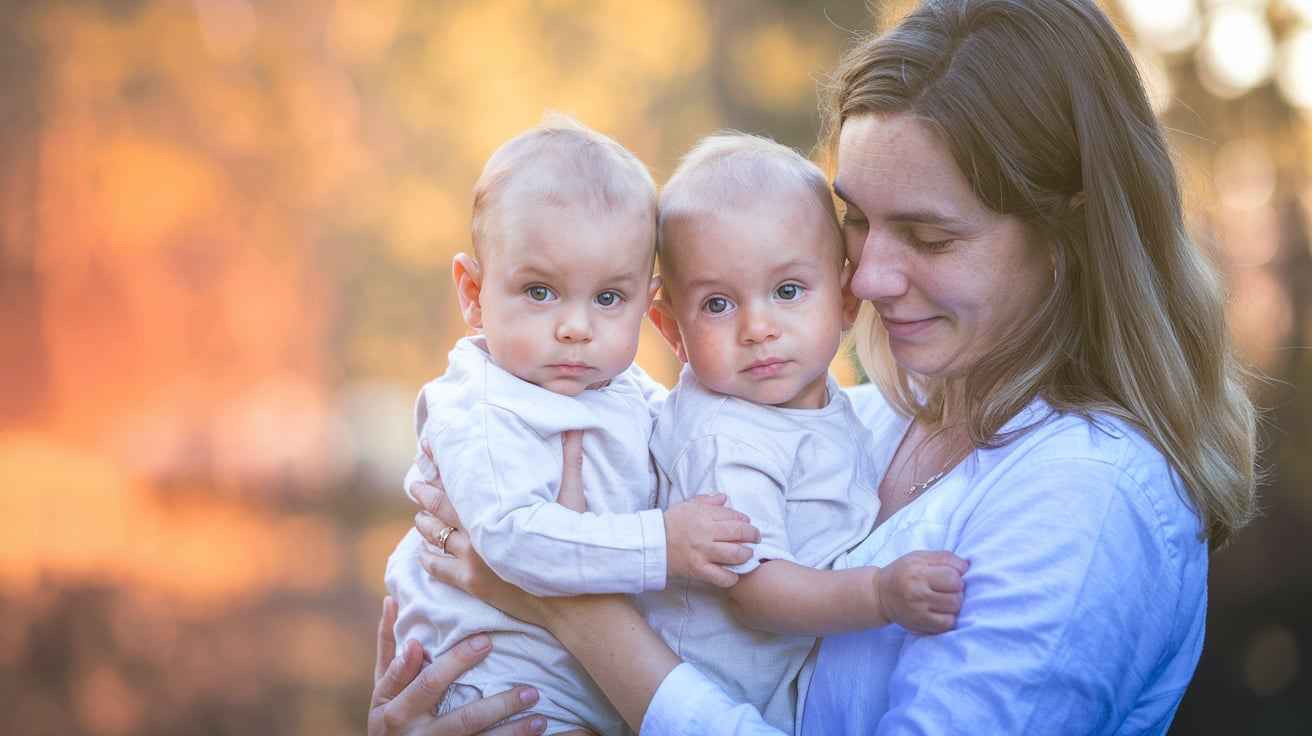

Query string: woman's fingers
691 492 728 506
438 687 545 736
387 635 495 727
372 638 425 706
478 715 549 736
421 527 472 558
375 596 400 684
415 511 468 552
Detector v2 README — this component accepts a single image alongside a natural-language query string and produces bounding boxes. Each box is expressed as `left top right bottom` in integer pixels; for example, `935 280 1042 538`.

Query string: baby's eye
595 290 623 308
526 285 557 302
704 296 733 314
775 283 804 301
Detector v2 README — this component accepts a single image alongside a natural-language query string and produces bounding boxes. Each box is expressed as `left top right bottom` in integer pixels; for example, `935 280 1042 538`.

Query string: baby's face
660 194 850 409
478 203 657 396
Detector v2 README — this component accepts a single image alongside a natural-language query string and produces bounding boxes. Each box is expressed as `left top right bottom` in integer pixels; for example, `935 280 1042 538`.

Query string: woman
370 0 1257 732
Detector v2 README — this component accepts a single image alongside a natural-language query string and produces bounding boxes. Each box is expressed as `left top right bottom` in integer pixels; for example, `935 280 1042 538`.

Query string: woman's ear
452 253 484 329
840 262 861 329
648 297 688 363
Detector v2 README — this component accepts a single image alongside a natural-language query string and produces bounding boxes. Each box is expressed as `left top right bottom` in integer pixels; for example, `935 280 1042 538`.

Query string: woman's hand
368 597 547 735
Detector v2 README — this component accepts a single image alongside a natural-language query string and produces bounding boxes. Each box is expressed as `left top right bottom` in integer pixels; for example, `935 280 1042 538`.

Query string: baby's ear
648 297 688 363
451 253 484 330
840 262 861 329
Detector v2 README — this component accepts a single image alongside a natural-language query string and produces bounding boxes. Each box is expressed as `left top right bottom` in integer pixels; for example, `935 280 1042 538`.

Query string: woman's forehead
834 114 982 221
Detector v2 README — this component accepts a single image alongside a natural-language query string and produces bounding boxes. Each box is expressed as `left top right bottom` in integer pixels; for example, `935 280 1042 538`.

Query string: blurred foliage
0 1 1308 734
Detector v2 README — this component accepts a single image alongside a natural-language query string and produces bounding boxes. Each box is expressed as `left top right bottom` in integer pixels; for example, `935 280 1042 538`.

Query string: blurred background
0 0 1307 733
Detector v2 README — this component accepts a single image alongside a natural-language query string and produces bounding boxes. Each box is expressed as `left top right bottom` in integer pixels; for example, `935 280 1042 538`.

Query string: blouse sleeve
875 456 1195 735
641 663 787 736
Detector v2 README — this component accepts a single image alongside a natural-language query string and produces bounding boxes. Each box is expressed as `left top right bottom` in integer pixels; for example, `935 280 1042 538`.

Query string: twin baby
385 116 967 734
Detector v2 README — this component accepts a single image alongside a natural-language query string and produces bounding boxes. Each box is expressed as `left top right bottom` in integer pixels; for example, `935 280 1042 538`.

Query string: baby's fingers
926 566 965 593
705 542 753 567
907 611 958 635
919 551 969 574
927 590 963 614
695 562 740 589
713 520 761 544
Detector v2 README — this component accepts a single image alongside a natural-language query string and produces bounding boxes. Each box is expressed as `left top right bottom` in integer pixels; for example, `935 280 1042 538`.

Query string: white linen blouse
640 384 1209 736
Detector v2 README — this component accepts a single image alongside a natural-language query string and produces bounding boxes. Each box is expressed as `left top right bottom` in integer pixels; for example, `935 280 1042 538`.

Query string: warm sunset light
1 1 1308 734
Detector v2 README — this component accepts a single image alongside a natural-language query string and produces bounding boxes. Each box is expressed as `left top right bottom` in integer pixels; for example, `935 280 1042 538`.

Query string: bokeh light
1121 0 1203 54
3 2 1310 735
1197 5 1277 97
1277 27 1312 108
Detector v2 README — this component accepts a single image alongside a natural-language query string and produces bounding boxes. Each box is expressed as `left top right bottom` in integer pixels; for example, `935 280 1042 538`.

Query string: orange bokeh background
1 1 1309 734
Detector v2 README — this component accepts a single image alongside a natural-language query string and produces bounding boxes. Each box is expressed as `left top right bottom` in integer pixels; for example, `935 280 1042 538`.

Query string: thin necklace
901 421 966 498
905 467 949 497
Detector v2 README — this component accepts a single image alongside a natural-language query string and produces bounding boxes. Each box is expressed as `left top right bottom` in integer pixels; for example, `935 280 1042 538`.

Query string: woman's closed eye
908 232 954 252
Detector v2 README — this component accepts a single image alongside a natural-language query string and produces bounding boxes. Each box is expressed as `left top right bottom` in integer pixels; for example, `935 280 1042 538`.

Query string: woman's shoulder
989 400 1204 545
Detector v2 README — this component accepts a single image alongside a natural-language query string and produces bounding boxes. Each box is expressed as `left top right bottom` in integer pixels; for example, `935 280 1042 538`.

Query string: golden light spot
269 612 365 688
388 177 464 269
330 0 405 63
94 135 223 254
357 520 417 600
1244 624 1300 696
74 664 143 736
1227 268 1293 370
732 25 826 110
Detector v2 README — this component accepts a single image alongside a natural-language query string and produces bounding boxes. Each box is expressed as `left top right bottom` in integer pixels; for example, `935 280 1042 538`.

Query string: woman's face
834 113 1052 380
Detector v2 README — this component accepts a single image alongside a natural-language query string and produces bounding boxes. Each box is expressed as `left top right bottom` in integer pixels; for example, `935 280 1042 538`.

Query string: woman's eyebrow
887 210 970 229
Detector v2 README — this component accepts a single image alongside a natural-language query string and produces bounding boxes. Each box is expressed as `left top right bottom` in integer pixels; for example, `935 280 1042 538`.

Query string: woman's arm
869 456 1204 734
410 452 786 736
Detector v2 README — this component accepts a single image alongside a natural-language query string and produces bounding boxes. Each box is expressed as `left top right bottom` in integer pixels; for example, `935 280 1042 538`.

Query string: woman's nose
849 232 910 302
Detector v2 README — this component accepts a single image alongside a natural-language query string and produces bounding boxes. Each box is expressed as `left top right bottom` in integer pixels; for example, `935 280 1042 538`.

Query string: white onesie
640 365 881 732
385 335 667 735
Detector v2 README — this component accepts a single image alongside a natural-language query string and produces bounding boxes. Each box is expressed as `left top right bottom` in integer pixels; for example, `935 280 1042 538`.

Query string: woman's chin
888 346 962 380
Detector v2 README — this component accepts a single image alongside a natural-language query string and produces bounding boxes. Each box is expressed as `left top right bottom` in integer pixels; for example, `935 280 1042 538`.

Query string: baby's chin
526 372 619 397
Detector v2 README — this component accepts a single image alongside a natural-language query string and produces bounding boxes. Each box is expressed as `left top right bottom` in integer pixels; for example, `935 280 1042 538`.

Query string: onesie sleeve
641 663 786 736
668 434 793 575
424 403 666 597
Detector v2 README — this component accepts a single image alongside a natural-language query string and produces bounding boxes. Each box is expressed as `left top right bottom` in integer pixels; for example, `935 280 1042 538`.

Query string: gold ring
435 525 457 555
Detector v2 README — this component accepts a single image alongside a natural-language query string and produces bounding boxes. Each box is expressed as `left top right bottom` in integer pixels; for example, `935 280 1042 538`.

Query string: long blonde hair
821 0 1257 547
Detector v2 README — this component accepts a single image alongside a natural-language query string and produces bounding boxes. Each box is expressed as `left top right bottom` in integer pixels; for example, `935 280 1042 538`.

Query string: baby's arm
428 404 753 597
728 552 968 636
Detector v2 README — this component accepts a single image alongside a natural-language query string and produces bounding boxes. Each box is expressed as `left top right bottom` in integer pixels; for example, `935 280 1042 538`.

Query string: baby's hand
664 494 761 589
877 550 969 634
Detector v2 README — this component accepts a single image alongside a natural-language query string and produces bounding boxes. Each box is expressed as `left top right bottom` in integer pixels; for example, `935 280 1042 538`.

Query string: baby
384 117 752 735
641 133 968 731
